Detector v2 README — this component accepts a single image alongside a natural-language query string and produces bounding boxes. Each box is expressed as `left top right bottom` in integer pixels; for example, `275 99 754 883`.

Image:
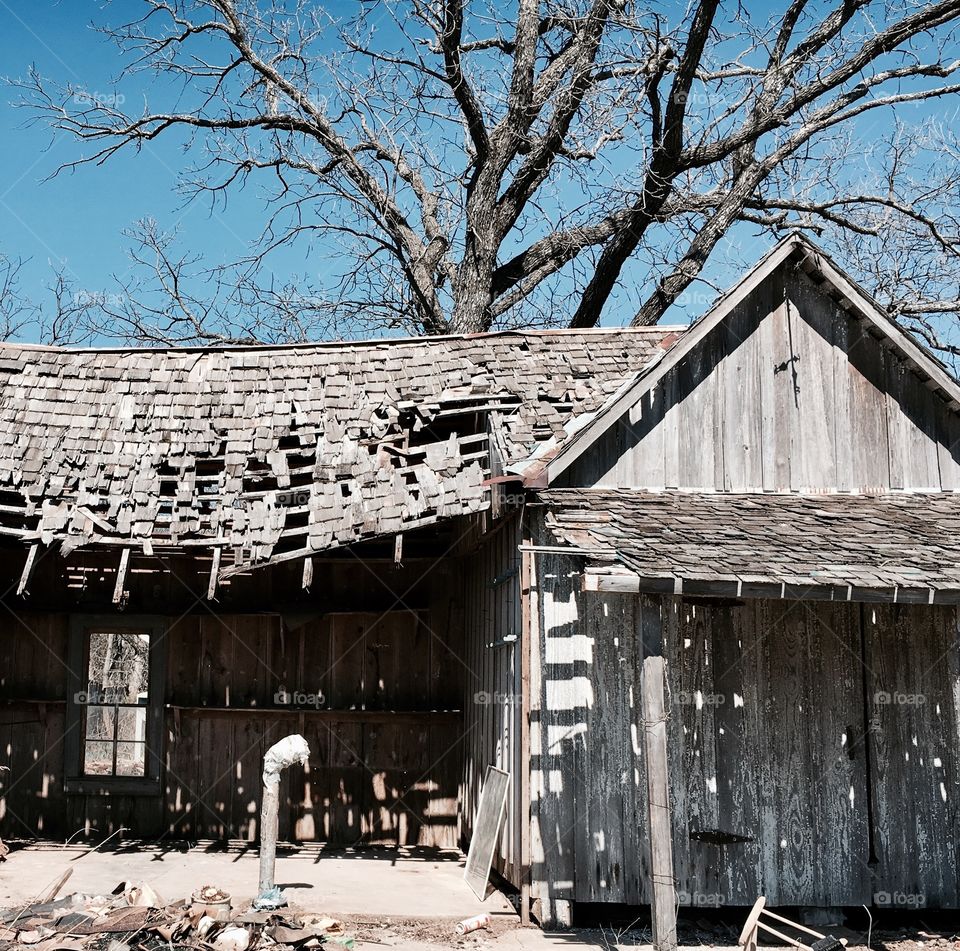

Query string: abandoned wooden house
1 234 959 927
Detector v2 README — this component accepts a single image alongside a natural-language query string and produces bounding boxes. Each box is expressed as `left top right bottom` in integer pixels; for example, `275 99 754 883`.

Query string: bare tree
18 0 960 350
0 254 38 342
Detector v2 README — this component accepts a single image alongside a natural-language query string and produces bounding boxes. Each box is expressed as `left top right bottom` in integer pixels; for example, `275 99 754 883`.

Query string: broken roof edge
0 322 688 356
523 233 960 488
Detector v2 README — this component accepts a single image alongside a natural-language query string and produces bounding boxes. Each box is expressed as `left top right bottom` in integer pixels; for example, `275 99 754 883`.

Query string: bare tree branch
13 0 960 356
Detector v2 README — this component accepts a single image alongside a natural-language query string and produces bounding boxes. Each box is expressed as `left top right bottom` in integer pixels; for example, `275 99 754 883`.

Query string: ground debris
0 883 350 951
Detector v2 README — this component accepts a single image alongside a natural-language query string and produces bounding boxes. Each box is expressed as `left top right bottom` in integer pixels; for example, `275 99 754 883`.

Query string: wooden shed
1 235 958 929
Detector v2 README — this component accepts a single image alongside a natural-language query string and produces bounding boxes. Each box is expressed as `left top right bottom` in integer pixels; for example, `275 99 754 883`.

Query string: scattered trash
118 881 163 909
192 885 232 921
0 880 348 951
739 897 848 951
252 886 287 912
212 925 251 951
455 914 491 936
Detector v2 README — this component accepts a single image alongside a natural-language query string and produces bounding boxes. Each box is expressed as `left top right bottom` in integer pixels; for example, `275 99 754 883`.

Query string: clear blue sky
0 2 955 343
0 2 270 324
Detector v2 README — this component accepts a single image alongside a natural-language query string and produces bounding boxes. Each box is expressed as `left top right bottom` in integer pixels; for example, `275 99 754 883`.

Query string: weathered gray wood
864 603 960 906
112 548 131 604
563 267 960 493
460 513 527 890
258 781 280 894
544 233 960 486
668 599 722 905
16 543 38 597
642 655 677 951
207 546 222 600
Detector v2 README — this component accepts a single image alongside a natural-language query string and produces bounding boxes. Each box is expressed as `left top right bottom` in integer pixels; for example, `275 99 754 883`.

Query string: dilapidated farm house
2 234 959 927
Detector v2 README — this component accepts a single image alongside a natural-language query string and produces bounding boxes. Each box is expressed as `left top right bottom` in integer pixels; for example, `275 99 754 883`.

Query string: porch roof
537 488 960 603
0 327 676 570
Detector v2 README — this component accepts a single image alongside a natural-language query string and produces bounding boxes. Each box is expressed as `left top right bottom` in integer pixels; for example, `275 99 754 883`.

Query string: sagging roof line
0 323 687 356
0 328 679 565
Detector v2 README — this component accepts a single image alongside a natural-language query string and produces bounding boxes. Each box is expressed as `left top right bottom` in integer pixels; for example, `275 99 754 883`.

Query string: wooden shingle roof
0 328 676 569
539 488 960 603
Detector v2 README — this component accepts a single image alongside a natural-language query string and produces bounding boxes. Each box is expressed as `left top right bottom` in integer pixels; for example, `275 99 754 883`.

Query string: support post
17 543 39 597
641 655 677 951
519 544 532 926
259 781 280 895
258 734 310 898
207 546 222 601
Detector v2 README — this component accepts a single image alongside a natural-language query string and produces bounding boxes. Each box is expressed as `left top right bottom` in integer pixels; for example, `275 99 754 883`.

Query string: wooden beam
584 569 640 593
16 543 39 597
112 548 131 604
584 569 960 605
519 544 532 926
641 655 677 951
394 533 404 565
302 555 314 591
207 546 223 601
75 506 118 535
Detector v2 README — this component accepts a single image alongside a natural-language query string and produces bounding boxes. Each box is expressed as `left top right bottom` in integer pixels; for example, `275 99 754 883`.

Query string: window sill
64 777 161 797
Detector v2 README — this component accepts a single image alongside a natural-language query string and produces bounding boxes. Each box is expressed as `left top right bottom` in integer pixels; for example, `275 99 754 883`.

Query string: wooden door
668 599 873 906
862 604 959 908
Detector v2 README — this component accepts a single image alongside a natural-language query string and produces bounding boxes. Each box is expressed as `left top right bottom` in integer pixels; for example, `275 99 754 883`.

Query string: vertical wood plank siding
459 513 525 886
563 269 960 492
529 550 960 912
0 560 465 846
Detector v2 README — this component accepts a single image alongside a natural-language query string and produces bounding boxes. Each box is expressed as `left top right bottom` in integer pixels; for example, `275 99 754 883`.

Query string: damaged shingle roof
539 489 960 602
0 327 676 568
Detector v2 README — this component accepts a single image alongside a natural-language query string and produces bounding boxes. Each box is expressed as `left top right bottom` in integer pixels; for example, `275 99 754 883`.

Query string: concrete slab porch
0 841 516 918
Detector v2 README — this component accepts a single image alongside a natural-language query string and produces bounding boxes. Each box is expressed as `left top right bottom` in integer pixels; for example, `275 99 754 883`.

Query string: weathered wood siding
562 267 960 492
864 603 960 906
460 513 525 886
529 546 651 920
530 550 960 914
0 556 464 846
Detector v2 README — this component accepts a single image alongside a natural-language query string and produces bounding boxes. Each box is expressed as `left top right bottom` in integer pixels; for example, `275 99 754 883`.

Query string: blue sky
1 1 957 344
0 3 264 320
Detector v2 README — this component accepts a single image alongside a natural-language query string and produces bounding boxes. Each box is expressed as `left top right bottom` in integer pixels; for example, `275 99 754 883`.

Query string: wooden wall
530 546 960 920
0 555 464 847
459 512 525 886
563 267 960 492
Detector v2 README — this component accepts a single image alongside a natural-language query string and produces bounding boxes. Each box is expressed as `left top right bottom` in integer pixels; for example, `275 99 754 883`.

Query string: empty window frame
65 616 165 795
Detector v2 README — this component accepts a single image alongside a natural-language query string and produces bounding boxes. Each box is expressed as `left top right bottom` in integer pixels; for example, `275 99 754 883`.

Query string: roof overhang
539 488 960 605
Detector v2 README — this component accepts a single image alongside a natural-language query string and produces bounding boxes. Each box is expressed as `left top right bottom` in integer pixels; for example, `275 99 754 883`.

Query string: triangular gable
521 234 960 488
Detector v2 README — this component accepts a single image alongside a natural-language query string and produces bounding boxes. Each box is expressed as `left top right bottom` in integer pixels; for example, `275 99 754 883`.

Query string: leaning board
464 766 510 900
